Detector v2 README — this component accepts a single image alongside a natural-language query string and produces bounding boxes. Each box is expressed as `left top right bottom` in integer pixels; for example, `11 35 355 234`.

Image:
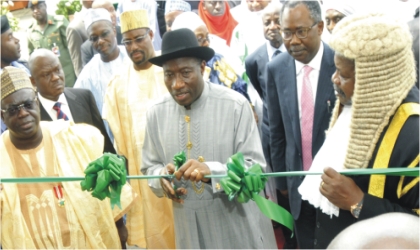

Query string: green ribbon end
220 153 295 233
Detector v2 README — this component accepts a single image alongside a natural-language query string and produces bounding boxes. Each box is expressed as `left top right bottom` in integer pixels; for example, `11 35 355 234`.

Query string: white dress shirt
38 92 74 121
294 42 325 120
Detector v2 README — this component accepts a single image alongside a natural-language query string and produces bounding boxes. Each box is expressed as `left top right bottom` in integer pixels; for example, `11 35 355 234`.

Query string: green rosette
171 151 186 198
220 153 295 233
80 153 127 209
173 151 186 170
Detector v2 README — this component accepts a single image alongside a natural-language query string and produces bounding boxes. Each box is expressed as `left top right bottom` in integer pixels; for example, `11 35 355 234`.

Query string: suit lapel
313 44 335 143
283 56 302 153
39 101 53 121
64 88 84 123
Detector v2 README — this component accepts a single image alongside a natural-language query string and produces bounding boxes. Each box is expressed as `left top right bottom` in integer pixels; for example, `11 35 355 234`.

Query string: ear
30 76 37 88
200 60 206 75
149 29 154 41
317 20 324 36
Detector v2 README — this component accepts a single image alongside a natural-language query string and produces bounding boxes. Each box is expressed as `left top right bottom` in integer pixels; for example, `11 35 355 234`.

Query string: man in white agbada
102 9 175 249
141 28 277 249
74 8 128 141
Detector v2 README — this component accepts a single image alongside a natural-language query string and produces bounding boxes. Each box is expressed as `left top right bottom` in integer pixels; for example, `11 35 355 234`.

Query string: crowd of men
1 0 419 249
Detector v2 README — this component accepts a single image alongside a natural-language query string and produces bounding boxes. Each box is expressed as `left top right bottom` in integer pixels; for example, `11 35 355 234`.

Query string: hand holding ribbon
80 153 127 209
220 153 295 233
160 151 187 202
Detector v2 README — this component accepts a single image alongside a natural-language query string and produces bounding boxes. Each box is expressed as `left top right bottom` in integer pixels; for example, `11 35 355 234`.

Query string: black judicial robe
314 86 420 249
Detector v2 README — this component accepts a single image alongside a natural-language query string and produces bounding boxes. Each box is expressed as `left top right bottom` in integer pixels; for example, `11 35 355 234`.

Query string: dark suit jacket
81 26 123 67
266 43 336 220
245 44 272 166
39 88 116 154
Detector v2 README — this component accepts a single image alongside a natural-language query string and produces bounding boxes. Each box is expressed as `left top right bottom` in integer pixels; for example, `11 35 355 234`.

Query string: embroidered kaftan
142 82 277 249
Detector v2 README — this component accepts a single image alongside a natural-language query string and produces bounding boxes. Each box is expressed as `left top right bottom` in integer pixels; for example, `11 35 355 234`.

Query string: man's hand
174 159 212 183
319 167 364 211
160 164 187 204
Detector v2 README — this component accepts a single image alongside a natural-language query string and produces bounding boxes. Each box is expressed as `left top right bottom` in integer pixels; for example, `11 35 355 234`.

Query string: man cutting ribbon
141 28 277 249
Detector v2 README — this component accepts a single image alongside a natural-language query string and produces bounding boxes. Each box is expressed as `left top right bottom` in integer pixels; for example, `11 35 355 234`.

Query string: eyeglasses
121 29 150 48
1 96 38 116
197 35 210 45
280 22 318 40
89 30 112 43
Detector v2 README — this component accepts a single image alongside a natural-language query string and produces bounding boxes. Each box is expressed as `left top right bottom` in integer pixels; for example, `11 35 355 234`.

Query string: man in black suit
266 1 336 248
245 1 284 171
29 48 115 154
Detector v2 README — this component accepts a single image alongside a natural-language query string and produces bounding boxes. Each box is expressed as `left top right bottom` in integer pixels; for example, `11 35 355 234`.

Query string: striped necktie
52 102 69 121
301 65 314 171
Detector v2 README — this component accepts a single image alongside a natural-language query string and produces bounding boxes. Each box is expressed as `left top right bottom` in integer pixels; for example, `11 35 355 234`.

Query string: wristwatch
350 199 364 219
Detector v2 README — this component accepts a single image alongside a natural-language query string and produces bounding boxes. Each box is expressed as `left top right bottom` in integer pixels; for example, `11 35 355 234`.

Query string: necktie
301 65 314 171
272 50 281 60
53 102 69 121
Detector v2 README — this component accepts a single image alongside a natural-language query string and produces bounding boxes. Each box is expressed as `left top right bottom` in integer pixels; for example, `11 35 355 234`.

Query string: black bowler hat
1 15 10 34
149 28 215 67
28 0 46 8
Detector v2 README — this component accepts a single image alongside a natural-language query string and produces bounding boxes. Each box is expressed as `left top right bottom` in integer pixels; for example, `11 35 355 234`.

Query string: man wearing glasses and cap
103 9 175 249
27 0 76 88
265 1 336 248
141 28 277 249
0 67 134 248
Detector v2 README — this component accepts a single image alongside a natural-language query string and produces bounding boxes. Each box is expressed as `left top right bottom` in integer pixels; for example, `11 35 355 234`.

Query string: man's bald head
328 213 419 249
28 48 56 72
29 49 65 101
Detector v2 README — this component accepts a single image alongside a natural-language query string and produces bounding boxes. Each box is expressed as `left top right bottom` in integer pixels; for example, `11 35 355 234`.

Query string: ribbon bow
173 151 186 171
220 153 295 233
80 153 127 209
169 151 186 198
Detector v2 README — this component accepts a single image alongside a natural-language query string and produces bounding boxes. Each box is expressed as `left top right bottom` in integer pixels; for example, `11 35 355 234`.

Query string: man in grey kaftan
141 28 277 249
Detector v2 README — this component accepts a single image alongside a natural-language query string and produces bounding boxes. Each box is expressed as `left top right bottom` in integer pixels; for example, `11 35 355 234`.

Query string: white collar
295 42 324 75
266 41 286 61
37 92 68 112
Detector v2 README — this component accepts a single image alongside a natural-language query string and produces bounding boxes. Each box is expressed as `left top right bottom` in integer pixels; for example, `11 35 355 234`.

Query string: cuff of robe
205 161 227 193
148 166 165 198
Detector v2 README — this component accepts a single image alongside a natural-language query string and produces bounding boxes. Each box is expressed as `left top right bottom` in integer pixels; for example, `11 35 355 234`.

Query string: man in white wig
299 12 419 248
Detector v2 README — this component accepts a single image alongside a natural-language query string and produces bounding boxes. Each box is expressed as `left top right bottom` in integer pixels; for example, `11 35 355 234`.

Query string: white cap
171 12 206 32
84 8 112 31
165 0 191 15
